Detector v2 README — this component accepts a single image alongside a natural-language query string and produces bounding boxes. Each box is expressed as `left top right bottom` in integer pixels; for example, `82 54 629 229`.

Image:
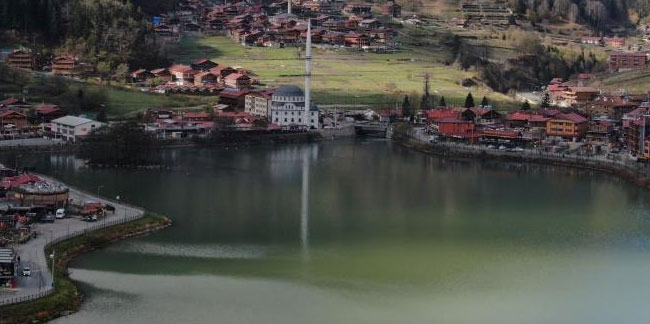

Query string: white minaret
288 0 292 14
304 19 312 125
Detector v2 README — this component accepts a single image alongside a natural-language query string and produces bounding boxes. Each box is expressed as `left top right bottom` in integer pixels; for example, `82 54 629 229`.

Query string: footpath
0 175 144 306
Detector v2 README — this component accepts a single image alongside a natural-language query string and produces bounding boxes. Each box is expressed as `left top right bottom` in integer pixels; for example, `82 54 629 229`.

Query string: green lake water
14 139 650 323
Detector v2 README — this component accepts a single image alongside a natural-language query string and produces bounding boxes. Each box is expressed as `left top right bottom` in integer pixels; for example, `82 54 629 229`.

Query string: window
275 118 278 122
291 118 294 122
284 118 287 122
298 119 302 123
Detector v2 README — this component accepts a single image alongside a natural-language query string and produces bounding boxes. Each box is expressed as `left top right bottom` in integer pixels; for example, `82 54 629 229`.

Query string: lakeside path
0 175 144 306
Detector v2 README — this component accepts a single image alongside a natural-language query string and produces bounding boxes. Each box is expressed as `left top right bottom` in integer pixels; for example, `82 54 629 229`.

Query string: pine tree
420 73 432 110
480 96 489 107
521 100 531 110
402 95 411 117
439 96 446 107
464 92 475 108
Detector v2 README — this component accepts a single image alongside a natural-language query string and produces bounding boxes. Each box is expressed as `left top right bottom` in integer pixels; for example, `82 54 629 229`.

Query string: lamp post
97 185 104 196
49 251 55 287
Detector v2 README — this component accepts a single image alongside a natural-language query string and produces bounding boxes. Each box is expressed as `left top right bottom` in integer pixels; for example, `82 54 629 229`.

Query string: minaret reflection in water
300 145 317 259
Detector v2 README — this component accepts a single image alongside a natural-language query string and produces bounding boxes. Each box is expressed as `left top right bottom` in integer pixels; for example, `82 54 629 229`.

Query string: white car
22 267 31 276
55 208 66 219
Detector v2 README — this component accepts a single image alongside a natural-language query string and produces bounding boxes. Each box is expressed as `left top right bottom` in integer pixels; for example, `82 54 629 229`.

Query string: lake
15 139 650 324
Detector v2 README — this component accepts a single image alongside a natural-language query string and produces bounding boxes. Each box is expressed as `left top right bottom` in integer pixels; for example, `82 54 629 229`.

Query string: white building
270 85 319 128
245 90 274 118
50 116 105 142
270 20 319 129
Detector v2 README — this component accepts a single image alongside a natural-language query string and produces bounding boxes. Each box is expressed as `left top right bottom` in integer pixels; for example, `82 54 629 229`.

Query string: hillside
0 0 167 69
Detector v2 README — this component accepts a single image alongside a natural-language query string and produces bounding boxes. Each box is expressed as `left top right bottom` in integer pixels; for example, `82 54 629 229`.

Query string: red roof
0 110 26 118
506 112 550 123
1 174 41 189
36 105 62 115
426 109 459 120
169 64 196 74
556 112 588 123
0 97 26 106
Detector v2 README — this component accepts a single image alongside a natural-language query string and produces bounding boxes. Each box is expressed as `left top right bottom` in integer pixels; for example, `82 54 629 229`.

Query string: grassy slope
0 66 213 118
590 69 650 94
169 36 517 110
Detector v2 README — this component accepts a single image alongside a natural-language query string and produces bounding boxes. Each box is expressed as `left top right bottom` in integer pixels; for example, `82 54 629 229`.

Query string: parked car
38 214 55 223
22 267 31 277
55 208 66 219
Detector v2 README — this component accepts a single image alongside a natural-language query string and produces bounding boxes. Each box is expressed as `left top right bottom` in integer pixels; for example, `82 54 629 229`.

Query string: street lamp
49 251 55 287
97 185 104 196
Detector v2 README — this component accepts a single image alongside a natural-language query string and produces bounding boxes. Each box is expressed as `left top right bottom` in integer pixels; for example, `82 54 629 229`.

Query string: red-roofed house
194 72 219 86
191 59 218 72
224 73 251 89
432 118 478 142
546 113 589 139
0 97 30 109
36 105 66 122
169 64 199 85
564 87 599 106
219 89 251 108
0 111 27 129
151 68 173 82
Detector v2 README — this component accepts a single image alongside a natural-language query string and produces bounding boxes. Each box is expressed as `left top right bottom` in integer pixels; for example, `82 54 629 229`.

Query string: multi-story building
609 52 648 71
50 116 105 142
245 89 275 117
7 50 36 70
52 55 82 76
169 64 199 86
546 113 589 139
563 87 599 106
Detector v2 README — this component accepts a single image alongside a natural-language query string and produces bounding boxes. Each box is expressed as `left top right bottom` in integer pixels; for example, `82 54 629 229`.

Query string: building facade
50 116 105 142
270 85 319 128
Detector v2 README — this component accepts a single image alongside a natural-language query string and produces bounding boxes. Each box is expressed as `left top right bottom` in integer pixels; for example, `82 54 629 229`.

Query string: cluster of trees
508 0 630 31
480 38 604 93
0 0 170 71
79 121 159 166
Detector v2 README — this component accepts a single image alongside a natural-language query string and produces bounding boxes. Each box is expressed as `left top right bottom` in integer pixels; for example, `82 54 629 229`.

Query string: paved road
0 176 144 305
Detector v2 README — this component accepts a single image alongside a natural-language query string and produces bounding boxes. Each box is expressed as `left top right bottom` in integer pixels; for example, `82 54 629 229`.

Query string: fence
0 210 143 307
403 130 650 180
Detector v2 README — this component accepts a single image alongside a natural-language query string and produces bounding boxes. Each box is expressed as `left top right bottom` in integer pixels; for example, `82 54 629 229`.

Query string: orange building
0 111 27 129
52 55 81 76
546 113 588 139
563 87 598 106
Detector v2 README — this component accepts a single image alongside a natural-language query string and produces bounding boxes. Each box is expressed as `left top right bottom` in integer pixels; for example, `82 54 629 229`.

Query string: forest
0 0 175 70
508 0 641 31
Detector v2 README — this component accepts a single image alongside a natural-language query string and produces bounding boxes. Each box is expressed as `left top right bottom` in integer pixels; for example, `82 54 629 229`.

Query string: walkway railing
0 210 142 307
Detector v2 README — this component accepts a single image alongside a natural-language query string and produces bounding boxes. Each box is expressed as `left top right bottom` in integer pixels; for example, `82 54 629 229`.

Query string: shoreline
0 213 171 324
395 137 650 190
0 175 172 324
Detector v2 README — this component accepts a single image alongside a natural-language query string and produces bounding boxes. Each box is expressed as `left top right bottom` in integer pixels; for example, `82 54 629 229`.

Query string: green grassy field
168 36 517 110
0 66 212 118
590 69 650 94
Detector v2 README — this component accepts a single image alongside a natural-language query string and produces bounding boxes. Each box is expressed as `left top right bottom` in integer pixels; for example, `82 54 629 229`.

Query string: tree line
508 0 632 31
